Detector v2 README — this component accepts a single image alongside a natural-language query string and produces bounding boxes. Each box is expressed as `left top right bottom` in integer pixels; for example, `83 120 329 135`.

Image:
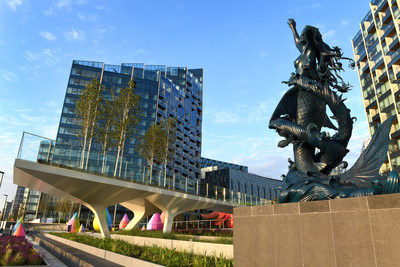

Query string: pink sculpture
146 213 163 230
119 213 130 229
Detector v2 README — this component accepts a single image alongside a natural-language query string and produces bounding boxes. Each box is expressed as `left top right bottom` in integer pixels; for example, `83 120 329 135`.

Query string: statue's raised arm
288 19 302 52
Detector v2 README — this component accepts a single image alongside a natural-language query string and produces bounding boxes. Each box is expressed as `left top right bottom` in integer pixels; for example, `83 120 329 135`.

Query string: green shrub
51 233 233 266
115 228 233 244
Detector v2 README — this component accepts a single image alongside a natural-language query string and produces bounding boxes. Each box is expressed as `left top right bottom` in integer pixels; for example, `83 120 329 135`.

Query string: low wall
43 233 163 267
234 193 400 267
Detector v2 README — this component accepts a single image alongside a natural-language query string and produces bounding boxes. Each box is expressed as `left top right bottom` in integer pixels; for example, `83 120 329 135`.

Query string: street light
1 194 8 224
0 171 4 190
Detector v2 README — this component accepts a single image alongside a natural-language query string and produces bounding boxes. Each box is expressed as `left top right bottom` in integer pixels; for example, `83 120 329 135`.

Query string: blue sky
0 0 372 207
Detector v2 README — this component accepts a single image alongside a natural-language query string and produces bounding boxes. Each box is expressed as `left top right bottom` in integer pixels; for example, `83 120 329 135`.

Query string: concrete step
30 233 123 267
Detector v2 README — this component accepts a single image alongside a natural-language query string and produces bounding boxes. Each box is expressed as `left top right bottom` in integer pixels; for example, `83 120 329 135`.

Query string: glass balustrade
17 132 275 206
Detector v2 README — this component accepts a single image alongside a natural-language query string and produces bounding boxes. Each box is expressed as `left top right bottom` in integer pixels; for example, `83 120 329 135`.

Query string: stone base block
234 193 400 267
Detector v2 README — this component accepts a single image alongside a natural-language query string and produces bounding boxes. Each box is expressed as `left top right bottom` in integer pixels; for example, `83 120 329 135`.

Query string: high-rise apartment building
352 0 400 173
14 60 203 221
57 60 203 184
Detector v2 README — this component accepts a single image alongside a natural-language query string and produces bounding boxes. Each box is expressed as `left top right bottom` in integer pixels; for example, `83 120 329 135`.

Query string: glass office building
352 0 400 173
55 60 203 184
13 60 203 221
200 158 282 204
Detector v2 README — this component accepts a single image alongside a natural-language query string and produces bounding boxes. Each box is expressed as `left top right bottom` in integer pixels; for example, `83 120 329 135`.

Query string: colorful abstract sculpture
13 223 26 237
79 224 85 233
147 213 163 230
141 226 146 231
119 213 130 229
66 212 80 233
12 218 23 234
201 212 233 228
93 208 112 231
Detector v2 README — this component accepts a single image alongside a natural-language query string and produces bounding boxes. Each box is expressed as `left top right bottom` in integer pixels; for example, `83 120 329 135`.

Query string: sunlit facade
200 157 282 203
352 0 400 173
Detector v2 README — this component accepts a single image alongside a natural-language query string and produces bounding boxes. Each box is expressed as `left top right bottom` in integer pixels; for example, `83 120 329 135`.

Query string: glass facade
200 158 282 204
201 157 248 172
352 0 400 173
55 60 203 182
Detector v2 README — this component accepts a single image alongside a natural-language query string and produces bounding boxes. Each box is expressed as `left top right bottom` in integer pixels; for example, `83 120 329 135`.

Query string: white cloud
322 30 336 39
341 18 350 26
77 13 96 21
22 48 59 75
0 69 17 82
212 110 240 124
6 0 22 11
206 100 276 125
64 29 84 41
56 0 71 8
39 31 57 41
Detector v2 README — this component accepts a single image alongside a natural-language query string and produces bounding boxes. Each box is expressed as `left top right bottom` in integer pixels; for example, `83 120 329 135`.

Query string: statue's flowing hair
303 25 355 93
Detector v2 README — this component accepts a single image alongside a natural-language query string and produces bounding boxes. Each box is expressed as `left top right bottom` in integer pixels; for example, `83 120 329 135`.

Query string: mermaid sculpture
269 19 400 202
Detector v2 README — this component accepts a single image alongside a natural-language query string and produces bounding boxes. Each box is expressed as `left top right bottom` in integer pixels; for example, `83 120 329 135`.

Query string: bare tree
159 118 177 184
38 194 53 219
137 123 163 183
113 80 141 177
75 79 103 169
55 199 72 223
95 87 117 174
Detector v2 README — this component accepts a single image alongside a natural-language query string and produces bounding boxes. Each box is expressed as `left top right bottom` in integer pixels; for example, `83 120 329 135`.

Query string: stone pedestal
234 193 400 267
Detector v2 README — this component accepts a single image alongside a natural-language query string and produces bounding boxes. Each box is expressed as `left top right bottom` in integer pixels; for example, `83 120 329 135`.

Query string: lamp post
0 171 4 189
1 194 8 227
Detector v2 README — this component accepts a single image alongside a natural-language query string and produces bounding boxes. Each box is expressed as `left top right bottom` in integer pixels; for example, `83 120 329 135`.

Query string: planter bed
50 232 233 266
0 236 45 266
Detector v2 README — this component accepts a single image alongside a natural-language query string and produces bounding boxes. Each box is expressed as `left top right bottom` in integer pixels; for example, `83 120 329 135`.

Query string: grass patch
51 232 233 266
114 228 233 244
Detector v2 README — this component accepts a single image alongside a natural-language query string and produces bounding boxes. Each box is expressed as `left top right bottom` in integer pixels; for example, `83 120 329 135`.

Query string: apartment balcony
391 129 400 139
389 35 399 51
378 90 391 102
362 62 370 74
367 21 376 34
372 112 381 122
371 57 385 73
357 48 368 63
378 70 388 83
388 53 400 69
373 0 387 13
381 103 395 113
366 99 378 110
380 22 395 41
389 150 400 159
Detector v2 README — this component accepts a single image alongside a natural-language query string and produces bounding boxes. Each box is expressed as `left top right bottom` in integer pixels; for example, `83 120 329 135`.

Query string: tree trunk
85 100 99 170
119 147 124 177
149 159 153 184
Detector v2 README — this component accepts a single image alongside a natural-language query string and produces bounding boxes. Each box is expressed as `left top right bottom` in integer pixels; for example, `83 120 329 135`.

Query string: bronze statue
269 19 399 202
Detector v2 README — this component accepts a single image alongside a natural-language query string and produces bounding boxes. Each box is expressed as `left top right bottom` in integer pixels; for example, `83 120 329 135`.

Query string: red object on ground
13 224 26 237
